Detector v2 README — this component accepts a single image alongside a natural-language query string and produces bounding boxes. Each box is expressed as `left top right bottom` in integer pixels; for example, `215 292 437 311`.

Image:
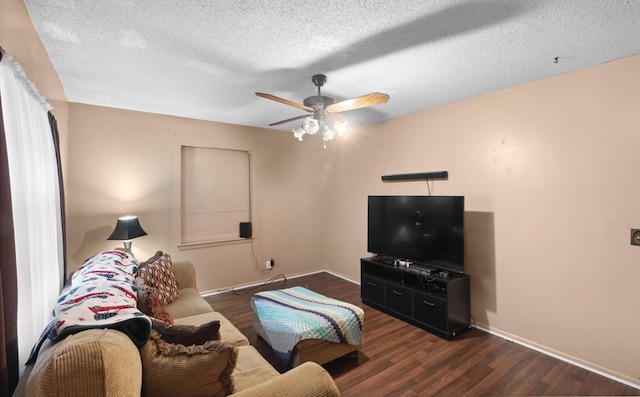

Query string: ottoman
251 286 364 369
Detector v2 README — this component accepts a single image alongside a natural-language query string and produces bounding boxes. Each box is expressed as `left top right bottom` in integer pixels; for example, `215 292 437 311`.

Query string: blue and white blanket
27 250 151 364
252 286 364 367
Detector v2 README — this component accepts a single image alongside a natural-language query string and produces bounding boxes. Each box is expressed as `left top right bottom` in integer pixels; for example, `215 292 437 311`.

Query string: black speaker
381 171 448 181
239 222 252 238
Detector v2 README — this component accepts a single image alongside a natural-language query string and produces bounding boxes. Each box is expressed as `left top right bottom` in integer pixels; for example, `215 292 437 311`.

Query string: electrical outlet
266 259 274 269
631 229 640 246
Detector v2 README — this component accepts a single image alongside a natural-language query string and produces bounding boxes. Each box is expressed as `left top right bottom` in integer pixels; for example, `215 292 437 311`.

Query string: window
180 146 251 246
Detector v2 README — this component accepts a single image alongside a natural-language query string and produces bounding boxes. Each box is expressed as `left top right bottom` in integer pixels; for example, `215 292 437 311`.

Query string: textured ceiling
23 0 640 132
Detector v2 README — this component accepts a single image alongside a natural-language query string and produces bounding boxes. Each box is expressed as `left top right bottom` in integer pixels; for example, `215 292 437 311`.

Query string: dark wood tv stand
361 256 470 339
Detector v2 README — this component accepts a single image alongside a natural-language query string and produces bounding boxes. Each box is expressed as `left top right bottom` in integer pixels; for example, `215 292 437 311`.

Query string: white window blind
181 146 250 245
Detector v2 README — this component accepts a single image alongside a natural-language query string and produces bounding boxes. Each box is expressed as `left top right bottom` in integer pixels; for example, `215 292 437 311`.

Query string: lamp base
123 240 132 250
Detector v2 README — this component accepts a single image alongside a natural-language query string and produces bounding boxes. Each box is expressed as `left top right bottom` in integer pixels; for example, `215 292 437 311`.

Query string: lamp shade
107 216 147 241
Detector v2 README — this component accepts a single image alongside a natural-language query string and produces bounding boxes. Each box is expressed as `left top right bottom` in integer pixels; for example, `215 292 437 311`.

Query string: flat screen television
367 195 465 273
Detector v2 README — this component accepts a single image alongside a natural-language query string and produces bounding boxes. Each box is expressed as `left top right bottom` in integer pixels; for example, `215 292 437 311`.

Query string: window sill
178 238 253 251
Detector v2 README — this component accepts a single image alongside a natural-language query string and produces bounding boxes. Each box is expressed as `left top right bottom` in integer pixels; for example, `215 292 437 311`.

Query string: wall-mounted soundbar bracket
381 171 448 182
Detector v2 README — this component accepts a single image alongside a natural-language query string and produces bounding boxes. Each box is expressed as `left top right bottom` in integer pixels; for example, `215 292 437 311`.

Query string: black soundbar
381 171 448 181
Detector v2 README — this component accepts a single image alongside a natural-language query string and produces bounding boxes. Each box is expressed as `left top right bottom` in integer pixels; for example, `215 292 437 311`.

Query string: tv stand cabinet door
361 274 385 306
413 291 447 332
385 284 412 317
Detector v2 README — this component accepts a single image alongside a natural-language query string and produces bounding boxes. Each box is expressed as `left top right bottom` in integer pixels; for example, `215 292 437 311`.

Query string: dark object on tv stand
361 257 470 339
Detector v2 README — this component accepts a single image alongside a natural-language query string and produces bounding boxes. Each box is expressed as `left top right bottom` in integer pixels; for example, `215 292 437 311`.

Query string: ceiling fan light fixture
302 117 319 135
292 126 306 141
322 125 335 142
334 120 349 136
293 117 348 144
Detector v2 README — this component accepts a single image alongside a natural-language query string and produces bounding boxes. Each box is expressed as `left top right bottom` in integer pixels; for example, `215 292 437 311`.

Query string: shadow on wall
464 211 496 325
68 210 168 272
70 225 114 267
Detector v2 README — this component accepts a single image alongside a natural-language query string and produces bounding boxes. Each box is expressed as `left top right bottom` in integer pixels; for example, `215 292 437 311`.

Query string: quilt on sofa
252 286 363 367
27 250 151 364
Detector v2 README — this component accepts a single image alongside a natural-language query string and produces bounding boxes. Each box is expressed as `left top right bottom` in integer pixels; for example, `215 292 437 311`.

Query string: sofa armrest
171 260 197 290
24 329 142 397
231 361 340 397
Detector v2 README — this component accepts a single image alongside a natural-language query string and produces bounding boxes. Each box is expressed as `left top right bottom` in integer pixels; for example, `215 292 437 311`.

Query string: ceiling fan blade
268 114 309 126
326 92 389 113
327 112 356 122
256 92 313 112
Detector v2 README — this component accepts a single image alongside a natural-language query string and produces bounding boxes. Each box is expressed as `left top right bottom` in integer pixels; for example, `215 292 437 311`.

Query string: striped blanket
252 286 364 367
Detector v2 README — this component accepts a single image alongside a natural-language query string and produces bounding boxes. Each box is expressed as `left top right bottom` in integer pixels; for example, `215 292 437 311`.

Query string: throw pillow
137 252 179 305
134 278 174 325
148 290 174 325
139 250 164 269
140 331 237 397
151 318 220 346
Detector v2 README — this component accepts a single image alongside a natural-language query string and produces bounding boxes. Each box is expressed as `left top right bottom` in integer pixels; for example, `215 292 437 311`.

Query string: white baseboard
201 269 333 296
475 324 640 390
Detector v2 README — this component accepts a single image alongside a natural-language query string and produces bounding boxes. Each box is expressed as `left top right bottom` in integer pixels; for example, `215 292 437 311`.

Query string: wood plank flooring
204 272 639 396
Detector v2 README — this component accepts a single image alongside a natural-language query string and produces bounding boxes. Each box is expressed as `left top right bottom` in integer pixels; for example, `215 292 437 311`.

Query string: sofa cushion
151 318 220 345
231 345 280 392
137 252 179 305
140 330 237 397
171 260 198 289
26 329 142 397
164 287 214 318
173 312 250 347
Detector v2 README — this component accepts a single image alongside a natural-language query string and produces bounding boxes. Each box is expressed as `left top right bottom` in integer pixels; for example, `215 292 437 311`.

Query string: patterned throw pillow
139 250 163 268
148 290 174 325
134 278 173 324
137 253 179 305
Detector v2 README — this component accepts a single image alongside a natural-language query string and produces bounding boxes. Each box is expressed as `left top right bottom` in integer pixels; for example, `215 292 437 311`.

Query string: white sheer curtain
0 53 64 373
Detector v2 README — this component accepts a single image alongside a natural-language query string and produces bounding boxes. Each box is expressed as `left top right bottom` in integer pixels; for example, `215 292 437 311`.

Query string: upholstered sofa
13 254 340 397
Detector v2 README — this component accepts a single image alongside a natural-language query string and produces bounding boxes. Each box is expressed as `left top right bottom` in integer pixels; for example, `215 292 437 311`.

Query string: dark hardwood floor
204 272 639 396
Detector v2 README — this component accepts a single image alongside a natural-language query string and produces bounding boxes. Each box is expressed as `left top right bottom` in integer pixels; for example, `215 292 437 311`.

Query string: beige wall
0 0 69 173
66 104 327 290
3 0 640 388
323 54 640 386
